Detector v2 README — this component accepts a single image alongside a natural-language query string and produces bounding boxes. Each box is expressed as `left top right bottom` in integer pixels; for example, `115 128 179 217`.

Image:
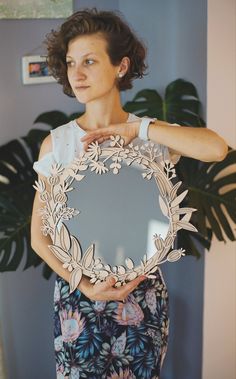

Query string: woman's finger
110 276 147 300
91 275 147 301
81 128 113 142
81 122 129 142
122 275 147 293
83 135 111 150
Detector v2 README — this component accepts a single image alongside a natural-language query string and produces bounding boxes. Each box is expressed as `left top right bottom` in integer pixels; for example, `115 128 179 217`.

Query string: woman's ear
117 56 130 76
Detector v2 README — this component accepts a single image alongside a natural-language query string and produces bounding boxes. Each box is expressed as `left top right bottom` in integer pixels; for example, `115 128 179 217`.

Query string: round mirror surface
64 162 169 268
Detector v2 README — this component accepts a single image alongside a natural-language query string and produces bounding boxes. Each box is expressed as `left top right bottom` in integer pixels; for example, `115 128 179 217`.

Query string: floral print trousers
54 269 169 379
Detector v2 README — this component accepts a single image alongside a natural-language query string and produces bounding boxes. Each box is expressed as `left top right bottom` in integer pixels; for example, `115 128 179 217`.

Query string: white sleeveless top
33 113 180 177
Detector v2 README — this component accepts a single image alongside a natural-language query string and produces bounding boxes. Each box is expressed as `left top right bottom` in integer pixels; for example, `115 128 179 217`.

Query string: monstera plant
0 79 235 279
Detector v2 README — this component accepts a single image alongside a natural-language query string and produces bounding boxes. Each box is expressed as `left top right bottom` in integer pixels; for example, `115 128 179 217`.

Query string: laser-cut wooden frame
33 136 197 293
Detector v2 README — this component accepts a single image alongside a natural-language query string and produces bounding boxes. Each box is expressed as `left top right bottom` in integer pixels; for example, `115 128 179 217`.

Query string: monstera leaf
0 79 235 278
0 137 42 273
178 151 236 239
175 151 236 257
124 78 205 126
0 112 81 278
124 78 235 257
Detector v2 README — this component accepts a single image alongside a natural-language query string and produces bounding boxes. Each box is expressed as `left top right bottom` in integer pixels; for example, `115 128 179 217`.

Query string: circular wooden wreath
33 136 197 293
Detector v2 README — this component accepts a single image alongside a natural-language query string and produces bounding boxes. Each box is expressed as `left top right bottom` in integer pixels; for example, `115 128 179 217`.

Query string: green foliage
124 78 205 126
0 110 83 278
0 79 235 278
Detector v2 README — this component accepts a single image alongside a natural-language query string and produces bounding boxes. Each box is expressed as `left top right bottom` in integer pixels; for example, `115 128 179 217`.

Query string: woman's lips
76 86 89 90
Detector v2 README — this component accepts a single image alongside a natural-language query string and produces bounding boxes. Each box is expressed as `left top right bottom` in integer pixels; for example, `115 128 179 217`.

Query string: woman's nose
71 64 86 80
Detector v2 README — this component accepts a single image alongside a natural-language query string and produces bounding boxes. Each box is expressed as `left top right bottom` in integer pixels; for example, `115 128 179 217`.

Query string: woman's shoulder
50 120 75 138
38 133 52 160
33 120 75 177
37 121 71 155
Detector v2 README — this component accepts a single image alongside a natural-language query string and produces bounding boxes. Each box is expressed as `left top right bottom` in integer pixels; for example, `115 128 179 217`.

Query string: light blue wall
119 0 206 119
118 3 206 379
0 1 206 378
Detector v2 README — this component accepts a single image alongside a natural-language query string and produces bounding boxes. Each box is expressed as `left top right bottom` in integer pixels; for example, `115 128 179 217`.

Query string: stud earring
117 73 123 78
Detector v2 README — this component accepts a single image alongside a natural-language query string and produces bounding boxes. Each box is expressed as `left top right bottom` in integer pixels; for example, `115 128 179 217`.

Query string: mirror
64 160 169 267
34 136 197 292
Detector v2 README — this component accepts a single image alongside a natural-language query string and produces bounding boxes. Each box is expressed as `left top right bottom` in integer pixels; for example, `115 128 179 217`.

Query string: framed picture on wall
22 55 56 85
0 0 73 19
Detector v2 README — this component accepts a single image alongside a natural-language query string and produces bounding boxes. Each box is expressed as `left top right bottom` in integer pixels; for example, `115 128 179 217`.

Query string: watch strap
138 117 157 140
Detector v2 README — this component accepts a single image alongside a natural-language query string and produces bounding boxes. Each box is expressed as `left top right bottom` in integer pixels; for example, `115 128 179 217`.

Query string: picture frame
22 55 56 85
0 0 73 19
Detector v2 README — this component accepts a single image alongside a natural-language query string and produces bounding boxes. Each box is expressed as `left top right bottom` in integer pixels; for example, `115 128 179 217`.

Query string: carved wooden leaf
159 195 169 217
176 221 198 232
63 181 73 192
33 178 46 192
125 258 134 270
82 244 95 269
180 213 192 223
78 164 88 171
48 245 70 263
155 176 166 197
59 223 71 251
169 181 182 200
69 267 82 293
95 263 103 269
117 265 126 274
146 274 157 279
142 159 149 166
175 207 197 215
148 265 158 274
105 264 112 271
74 174 85 181
54 227 60 246
171 190 188 208
99 270 109 279
71 236 82 263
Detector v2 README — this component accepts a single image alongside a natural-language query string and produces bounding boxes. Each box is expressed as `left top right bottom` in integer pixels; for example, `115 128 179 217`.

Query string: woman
31 8 227 379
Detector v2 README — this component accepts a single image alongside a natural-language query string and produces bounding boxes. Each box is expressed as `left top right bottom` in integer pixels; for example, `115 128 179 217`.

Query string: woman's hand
79 274 147 301
80 121 140 150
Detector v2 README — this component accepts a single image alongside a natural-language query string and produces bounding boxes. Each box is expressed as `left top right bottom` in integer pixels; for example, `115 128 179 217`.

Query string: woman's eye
66 61 75 67
66 59 94 67
85 59 94 65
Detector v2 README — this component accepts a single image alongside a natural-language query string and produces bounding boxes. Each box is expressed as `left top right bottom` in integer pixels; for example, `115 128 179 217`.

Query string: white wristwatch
138 117 157 141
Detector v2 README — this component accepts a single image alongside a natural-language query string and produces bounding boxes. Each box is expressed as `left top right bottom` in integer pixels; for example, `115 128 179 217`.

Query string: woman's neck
76 89 128 132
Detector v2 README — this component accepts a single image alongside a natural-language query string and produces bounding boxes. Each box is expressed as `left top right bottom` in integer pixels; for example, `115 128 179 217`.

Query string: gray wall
0 0 206 378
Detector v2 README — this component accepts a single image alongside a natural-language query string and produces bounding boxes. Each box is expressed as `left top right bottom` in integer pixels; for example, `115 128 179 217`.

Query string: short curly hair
45 8 148 97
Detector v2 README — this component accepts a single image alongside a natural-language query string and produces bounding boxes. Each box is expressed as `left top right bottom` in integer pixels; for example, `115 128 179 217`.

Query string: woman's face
66 33 121 104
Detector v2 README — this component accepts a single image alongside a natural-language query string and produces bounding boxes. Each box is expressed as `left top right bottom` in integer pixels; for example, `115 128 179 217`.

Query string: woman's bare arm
147 120 228 162
30 135 146 301
80 120 228 162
